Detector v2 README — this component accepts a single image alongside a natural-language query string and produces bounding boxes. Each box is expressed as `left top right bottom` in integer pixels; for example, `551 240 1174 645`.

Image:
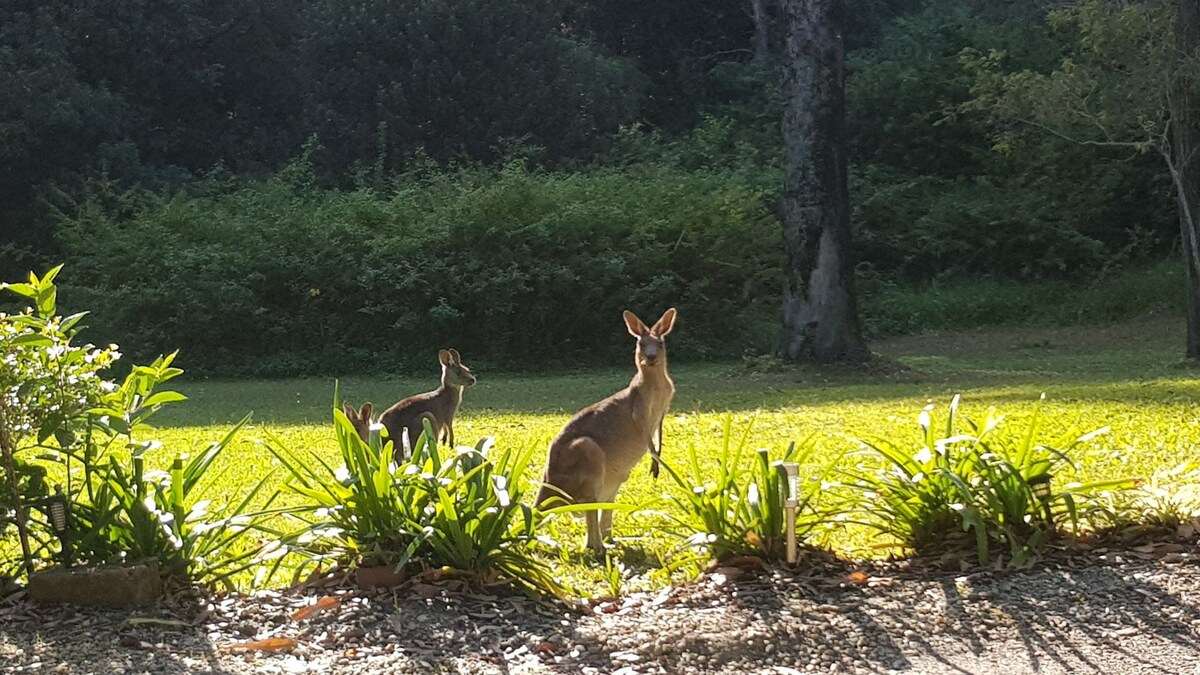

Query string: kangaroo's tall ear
651 307 677 337
438 349 453 366
623 310 648 337
448 348 462 364
341 401 358 420
361 402 373 420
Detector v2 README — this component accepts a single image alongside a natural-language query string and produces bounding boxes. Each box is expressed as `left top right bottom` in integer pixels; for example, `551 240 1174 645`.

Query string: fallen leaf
847 571 869 585
536 641 556 656
226 638 299 653
291 596 340 622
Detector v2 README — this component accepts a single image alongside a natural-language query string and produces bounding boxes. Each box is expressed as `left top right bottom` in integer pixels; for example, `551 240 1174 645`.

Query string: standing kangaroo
342 348 476 458
536 308 677 553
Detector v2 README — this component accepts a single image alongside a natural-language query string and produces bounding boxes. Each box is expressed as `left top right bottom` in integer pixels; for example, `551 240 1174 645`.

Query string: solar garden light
34 487 72 567
1029 472 1054 524
777 461 800 565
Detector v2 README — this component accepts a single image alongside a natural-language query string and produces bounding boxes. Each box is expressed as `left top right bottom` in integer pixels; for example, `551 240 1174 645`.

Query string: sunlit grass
59 318 1200 594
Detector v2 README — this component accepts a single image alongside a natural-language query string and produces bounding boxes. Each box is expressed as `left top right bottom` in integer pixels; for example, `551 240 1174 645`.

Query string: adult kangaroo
536 308 677 553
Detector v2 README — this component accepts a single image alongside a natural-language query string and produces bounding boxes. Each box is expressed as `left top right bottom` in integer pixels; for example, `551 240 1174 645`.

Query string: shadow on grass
155 360 1200 429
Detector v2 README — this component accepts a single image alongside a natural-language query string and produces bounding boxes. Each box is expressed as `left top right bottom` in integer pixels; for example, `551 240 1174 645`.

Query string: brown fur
342 348 476 459
536 308 677 553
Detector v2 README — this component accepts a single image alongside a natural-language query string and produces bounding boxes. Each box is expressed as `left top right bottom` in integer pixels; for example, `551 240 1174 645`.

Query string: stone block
28 562 162 608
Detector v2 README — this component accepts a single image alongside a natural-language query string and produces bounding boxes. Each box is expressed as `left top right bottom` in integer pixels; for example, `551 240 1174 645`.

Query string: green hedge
58 165 781 376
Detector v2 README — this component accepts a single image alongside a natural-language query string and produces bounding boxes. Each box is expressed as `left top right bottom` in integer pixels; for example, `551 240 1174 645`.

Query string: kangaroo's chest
638 384 674 433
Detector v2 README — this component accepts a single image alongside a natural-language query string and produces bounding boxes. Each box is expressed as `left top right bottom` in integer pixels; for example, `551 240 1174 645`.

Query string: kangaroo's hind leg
542 437 608 554
599 509 614 544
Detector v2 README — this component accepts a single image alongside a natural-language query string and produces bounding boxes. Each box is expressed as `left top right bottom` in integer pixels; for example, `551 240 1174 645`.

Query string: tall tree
1172 0 1200 358
751 0 770 63
778 0 870 362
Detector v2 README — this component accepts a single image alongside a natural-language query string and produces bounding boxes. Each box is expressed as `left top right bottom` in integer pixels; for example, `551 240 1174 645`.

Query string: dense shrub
858 260 1183 338
844 5 1175 282
58 165 781 376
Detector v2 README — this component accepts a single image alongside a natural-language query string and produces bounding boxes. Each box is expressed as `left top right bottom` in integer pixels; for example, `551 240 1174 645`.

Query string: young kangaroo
341 349 476 458
535 308 677 553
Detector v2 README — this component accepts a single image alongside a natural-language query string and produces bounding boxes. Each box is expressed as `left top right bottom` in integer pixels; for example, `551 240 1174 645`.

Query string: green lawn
145 315 1199 594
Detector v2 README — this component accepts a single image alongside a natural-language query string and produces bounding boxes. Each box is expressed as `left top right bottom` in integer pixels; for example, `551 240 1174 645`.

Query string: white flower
913 447 933 465
918 406 933 430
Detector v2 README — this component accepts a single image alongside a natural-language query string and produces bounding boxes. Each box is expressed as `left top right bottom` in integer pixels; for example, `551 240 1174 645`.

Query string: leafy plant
265 403 565 596
843 394 1138 566
65 413 276 589
1 265 120 576
601 553 627 599
59 166 780 376
660 416 836 561
1096 462 1200 535
2 265 274 589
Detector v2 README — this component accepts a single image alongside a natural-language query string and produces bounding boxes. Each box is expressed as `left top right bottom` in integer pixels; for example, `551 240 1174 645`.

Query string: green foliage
64 412 275 589
266 407 564 596
965 0 1175 153
848 4 1175 281
661 416 834 561
299 0 643 173
5 0 1187 302
859 260 1182 337
843 395 1138 566
1098 461 1200 532
0 265 118 448
1 266 273 588
1 265 121 573
59 166 780 375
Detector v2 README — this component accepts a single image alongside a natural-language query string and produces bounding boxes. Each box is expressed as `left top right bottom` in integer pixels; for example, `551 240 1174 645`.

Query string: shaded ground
4 548 1199 674
155 314 1189 426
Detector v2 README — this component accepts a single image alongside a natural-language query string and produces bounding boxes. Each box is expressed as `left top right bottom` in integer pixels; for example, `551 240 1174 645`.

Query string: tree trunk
778 0 869 362
751 0 770 63
1173 0 1200 360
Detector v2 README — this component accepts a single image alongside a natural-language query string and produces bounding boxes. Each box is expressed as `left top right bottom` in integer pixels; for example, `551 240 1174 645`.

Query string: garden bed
2 550 1198 674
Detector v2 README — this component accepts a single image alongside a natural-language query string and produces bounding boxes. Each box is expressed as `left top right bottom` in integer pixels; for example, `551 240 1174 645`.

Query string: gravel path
3 548 1199 675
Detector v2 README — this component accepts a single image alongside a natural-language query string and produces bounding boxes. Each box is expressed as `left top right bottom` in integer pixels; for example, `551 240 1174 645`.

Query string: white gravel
3 549 1199 674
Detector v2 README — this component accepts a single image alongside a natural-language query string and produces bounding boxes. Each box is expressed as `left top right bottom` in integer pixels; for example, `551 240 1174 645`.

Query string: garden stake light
782 462 800 564
1030 473 1054 524
45 489 71 567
